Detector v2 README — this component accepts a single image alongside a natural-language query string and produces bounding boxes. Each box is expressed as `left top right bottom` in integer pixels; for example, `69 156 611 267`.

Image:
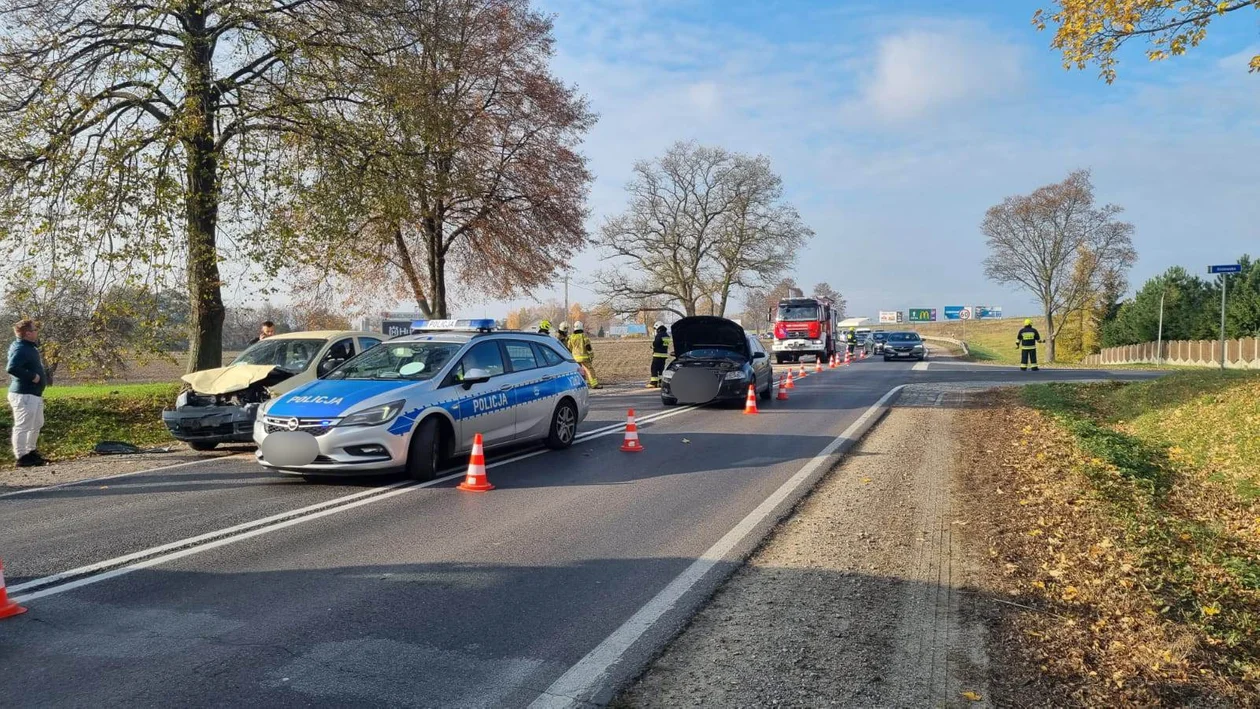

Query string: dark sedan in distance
662 316 774 406
882 331 927 361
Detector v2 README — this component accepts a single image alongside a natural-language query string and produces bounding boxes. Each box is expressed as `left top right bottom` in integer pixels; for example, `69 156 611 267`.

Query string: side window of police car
444 341 506 387
532 342 565 368
503 340 539 372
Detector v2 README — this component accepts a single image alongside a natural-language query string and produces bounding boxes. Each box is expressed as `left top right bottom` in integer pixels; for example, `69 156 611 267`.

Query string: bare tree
273 0 595 319
811 282 846 318
982 170 1136 362
594 142 812 318
0 0 400 371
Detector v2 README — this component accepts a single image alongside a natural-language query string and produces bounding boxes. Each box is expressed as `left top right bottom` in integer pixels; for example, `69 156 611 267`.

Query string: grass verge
0 383 178 463
962 370 1260 705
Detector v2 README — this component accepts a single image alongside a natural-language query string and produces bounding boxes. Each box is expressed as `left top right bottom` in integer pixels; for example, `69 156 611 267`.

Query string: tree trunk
392 223 433 318
1045 310 1057 363
182 4 225 373
423 215 449 319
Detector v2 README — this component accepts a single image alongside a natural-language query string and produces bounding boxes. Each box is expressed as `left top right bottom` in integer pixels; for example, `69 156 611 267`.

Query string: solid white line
0 454 252 500
912 361 930 371
528 385 907 709
9 403 701 602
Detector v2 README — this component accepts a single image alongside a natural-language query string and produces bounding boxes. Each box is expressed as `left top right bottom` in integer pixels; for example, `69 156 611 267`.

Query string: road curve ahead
0 359 1158 708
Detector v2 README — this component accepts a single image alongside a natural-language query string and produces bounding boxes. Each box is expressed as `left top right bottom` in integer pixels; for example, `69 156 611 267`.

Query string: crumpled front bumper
162 404 259 444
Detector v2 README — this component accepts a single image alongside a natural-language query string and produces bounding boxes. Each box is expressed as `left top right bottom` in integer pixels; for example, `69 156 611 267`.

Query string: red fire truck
771 290 839 364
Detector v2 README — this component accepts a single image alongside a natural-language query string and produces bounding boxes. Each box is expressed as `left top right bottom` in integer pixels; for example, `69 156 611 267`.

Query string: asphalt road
0 356 1159 708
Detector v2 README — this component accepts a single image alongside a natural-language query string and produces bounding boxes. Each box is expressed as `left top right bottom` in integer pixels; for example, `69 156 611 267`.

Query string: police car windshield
231 339 324 373
325 341 461 381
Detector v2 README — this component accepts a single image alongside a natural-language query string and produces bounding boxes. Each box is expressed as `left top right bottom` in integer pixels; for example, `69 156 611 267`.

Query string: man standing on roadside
248 320 275 346
7 319 48 467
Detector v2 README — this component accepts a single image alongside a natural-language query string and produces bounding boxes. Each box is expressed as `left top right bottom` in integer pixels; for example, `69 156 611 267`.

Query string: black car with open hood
661 316 774 406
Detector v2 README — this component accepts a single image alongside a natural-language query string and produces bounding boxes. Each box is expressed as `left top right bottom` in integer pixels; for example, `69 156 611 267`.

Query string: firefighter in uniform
538 319 552 336
568 320 599 388
557 321 569 343
844 327 858 356
648 321 670 387
1017 318 1042 371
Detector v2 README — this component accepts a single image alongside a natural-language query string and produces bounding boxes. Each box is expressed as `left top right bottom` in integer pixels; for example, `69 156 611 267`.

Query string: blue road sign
1209 264 1242 274
943 306 965 320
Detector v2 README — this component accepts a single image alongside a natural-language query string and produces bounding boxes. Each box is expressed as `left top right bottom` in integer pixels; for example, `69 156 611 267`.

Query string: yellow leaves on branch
1034 0 1260 81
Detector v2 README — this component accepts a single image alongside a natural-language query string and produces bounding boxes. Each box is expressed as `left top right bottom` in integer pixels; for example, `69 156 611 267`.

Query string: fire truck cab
771 295 838 364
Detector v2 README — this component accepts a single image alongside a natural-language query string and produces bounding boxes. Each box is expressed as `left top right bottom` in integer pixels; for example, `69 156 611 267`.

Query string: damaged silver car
162 331 383 450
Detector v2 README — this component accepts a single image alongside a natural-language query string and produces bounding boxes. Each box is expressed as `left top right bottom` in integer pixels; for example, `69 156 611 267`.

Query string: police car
253 320 590 480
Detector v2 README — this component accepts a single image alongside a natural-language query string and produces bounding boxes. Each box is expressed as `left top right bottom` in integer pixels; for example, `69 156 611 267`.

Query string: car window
504 340 539 372
359 337 382 351
323 338 355 365
532 342 566 367
454 341 506 379
231 338 325 373
325 341 461 381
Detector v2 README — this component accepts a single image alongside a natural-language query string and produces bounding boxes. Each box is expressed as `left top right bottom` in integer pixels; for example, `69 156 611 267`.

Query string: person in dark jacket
247 320 275 346
1017 318 1042 371
648 321 671 387
7 319 48 467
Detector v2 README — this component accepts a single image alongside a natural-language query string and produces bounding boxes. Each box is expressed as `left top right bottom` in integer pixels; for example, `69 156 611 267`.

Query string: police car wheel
405 417 443 481
544 400 579 450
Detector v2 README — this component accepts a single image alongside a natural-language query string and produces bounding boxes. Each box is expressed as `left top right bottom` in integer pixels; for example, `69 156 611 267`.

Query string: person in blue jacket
7 319 48 467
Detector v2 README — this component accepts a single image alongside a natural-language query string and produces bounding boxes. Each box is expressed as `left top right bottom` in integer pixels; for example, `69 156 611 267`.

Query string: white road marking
912 361 930 371
0 454 252 500
528 384 907 709
9 404 701 603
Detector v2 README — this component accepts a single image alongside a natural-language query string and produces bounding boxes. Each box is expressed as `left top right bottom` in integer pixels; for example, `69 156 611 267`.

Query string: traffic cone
0 558 27 620
797 363 807 379
815 358 823 373
620 409 644 452
829 354 837 369
776 374 789 400
743 384 759 415
457 433 494 492
784 370 795 389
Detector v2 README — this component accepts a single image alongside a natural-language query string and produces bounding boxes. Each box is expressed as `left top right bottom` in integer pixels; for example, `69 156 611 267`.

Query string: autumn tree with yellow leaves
1035 0 1260 81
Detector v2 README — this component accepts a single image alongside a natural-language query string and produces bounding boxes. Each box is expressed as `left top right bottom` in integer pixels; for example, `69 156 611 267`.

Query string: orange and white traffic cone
743 384 759 415
784 370 795 389
797 363 807 379
829 354 837 369
815 358 823 373
457 433 494 492
776 374 789 400
0 558 27 620
620 409 644 452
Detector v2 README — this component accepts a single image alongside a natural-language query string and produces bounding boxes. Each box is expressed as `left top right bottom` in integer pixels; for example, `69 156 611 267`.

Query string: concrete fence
1082 338 1260 369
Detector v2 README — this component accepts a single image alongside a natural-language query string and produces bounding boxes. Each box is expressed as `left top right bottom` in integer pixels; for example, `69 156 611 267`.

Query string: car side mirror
461 368 492 389
752 351 767 359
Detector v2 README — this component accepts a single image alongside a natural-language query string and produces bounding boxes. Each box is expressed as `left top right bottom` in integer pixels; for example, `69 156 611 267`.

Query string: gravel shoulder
0 444 250 494
615 387 992 708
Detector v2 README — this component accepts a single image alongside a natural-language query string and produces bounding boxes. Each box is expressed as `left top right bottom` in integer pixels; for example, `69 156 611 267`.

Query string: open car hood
671 316 749 357
181 365 295 395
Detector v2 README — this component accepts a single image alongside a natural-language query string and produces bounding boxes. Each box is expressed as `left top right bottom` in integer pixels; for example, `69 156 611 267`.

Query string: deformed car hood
671 316 749 357
181 365 295 395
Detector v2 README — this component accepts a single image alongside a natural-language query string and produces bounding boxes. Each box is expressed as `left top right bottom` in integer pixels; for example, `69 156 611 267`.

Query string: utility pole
563 272 569 324
1220 273 1227 370
1156 290 1165 365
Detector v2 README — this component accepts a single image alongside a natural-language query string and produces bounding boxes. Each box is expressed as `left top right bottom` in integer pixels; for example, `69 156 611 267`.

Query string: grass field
999 370 1260 702
0 382 180 463
902 318 1039 365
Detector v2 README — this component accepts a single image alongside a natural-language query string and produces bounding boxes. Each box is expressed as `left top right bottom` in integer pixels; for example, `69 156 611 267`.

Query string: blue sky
477 0 1260 320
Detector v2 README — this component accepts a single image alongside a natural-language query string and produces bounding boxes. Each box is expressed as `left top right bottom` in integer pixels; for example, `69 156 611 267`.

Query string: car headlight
724 370 748 381
913 344 924 350
338 400 406 427
176 390 190 408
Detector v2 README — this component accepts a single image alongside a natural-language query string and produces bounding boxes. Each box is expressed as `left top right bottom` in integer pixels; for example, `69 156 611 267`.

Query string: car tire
188 441 218 452
661 395 678 406
544 399 579 450
405 417 443 482
918 355 926 361
775 354 786 364
759 377 772 400
884 356 892 362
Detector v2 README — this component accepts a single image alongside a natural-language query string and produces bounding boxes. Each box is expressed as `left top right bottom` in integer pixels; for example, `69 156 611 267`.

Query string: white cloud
687 82 721 112
859 26 1024 122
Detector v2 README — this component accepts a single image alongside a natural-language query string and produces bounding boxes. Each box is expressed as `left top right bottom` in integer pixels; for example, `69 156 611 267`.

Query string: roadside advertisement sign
382 320 413 338
943 306 965 320
908 308 937 323
976 306 1003 320
878 311 899 324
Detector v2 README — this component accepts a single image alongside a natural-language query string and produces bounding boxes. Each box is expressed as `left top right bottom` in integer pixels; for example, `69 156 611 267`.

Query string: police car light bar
410 319 496 333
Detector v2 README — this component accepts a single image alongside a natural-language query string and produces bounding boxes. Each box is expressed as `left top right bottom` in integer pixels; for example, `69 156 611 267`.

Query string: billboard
943 306 964 320
381 320 413 338
975 306 1003 320
609 324 648 337
908 308 937 323
878 311 900 324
